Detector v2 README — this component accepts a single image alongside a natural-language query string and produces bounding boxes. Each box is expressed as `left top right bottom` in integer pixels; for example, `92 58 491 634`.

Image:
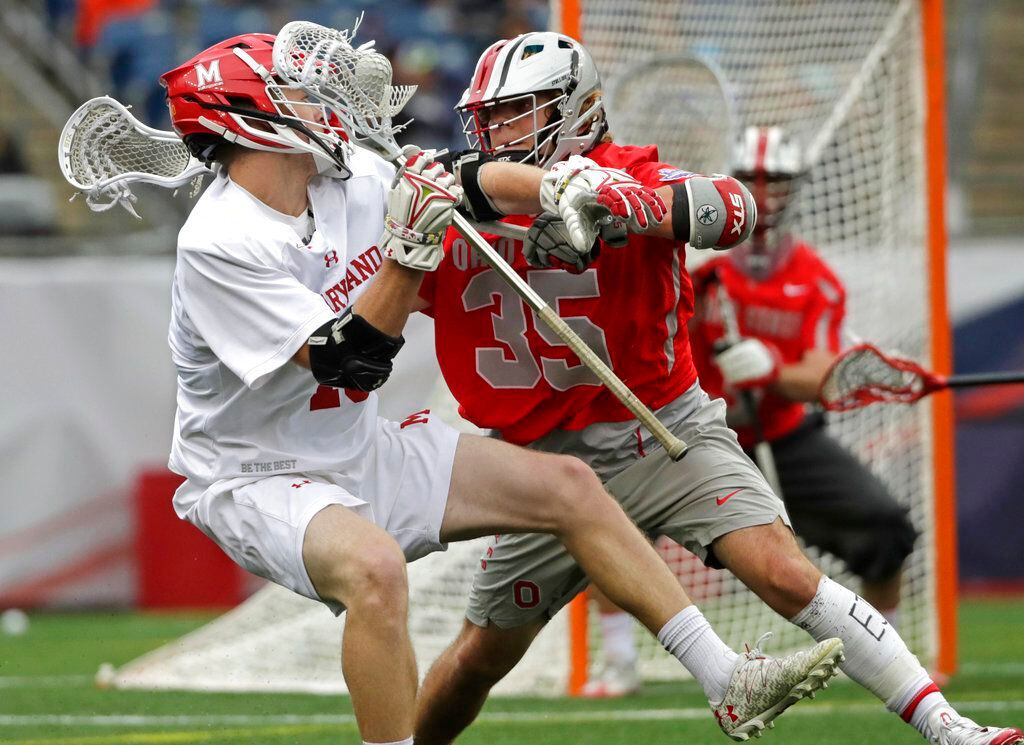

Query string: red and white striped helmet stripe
755 127 770 173
464 39 510 106
733 126 801 176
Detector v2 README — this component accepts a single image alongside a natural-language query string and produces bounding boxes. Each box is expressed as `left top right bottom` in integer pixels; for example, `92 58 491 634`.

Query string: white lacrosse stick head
58 96 209 218
272 21 417 160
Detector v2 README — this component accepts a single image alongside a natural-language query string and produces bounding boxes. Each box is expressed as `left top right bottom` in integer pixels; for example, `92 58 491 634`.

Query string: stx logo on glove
729 192 747 238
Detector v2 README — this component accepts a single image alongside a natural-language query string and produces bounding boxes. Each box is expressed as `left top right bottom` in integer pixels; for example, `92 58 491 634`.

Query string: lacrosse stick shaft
714 282 783 495
473 220 528 242
451 211 689 460
942 371 1024 388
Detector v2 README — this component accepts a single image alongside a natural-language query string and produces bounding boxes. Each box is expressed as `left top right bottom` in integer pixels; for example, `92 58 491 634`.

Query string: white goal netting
582 0 940 684
107 0 944 696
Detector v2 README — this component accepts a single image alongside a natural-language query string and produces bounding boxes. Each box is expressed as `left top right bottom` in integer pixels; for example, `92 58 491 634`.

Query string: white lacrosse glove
524 213 601 274
540 157 667 253
380 145 463 272
715 338 781 390
538 156 610 252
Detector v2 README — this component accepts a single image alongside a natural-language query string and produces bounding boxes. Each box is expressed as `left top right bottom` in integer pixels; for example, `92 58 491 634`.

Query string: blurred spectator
0 127 56 236
76 0 155 48
0 129 29 175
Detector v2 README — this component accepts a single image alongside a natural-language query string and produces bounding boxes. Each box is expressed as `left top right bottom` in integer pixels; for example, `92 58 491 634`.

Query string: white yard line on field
0 675 92 688
1 700 1023 728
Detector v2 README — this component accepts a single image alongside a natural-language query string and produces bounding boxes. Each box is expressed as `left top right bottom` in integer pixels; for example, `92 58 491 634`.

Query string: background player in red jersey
413 32 1023 745
583 125 920 699
692 125 918 620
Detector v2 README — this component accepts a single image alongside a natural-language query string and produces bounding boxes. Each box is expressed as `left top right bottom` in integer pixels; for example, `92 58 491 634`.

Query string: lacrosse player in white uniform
152 27 845 745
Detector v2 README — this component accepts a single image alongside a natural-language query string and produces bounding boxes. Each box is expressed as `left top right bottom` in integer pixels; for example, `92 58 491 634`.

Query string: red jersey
419 142 698 445
690 242 845 447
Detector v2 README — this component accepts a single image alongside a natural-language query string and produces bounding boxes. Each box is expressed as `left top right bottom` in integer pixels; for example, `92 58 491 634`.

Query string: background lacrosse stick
708 271 784 495
606 52 738 175
273 21 689 459
819 343 1024 412
59 96 209 218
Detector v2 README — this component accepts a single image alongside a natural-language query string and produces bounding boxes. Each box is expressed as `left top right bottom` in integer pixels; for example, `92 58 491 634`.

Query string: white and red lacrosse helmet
456 31 604 167
729 126 803 279
160 33 351 175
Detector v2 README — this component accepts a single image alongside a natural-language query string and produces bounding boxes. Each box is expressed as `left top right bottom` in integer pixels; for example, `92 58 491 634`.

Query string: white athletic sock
658 605 738 702
790 577 951 739
600 611 638 667
363 739 413 745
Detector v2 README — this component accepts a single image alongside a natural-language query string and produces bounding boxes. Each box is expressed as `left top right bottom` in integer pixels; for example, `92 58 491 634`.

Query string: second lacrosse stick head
273 21 417 159
818 343 944 411
58 96 208 216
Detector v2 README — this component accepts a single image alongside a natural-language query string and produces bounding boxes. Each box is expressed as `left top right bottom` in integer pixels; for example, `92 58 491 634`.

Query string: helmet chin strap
200 103 352 179
313 150 352 179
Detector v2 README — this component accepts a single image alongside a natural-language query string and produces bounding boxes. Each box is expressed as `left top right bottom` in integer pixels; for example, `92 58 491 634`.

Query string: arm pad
437 149 504 222
307 309 405 392
674 175 757 250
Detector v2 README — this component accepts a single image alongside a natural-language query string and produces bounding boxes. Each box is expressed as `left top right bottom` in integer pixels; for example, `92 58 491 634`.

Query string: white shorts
175 413 461 614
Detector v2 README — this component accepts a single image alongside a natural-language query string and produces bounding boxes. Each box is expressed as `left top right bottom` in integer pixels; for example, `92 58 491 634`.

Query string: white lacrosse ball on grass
1 608 29 636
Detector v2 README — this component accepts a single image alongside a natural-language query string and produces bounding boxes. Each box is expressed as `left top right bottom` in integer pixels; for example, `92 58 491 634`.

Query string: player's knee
325 538 409 615
760 540 821 608
546 455 612 528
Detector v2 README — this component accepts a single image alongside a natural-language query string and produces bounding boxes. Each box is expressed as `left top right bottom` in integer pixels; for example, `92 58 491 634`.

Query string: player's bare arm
772 348 837 401
715 338 837 402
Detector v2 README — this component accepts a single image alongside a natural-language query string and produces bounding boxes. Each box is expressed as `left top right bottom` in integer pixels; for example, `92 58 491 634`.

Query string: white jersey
167 148 396 500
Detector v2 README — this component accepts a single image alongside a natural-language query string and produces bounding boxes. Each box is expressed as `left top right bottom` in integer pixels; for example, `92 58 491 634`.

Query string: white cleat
579 658 641 699
929 713 1024 745
710 633 844 741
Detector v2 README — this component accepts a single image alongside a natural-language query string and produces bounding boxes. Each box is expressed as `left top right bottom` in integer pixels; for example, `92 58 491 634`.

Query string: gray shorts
466 383 790 628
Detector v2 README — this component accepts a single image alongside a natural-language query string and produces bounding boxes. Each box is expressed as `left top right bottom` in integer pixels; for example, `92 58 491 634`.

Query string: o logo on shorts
512 580 541 609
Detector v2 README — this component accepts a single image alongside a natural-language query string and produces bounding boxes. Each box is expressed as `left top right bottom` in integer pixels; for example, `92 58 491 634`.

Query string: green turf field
1 599 1022 744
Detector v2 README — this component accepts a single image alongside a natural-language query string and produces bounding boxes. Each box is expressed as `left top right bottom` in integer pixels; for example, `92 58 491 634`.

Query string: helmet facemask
730 171 799 280
728 126 803 280
456 32 606 168
459 91 565 164
193 47 353 176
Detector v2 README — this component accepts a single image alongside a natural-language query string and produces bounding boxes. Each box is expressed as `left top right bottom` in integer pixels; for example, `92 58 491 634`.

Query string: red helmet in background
160 33 351 174
729 126 804 279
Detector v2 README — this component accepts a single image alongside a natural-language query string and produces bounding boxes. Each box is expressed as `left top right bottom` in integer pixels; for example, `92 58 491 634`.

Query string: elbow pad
438 149 504 222
674 175 757 250
307 309 405 392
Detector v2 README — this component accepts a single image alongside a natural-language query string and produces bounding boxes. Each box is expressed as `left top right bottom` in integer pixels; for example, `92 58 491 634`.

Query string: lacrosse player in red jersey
413 33 1024 745
151 26 843 745
584 125 922 699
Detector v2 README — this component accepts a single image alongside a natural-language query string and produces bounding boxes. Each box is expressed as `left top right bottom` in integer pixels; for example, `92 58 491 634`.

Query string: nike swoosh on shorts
716 488 744 506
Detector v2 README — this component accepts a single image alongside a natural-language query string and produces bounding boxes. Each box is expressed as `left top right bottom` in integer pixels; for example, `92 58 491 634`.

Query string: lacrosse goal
105 0 953 697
